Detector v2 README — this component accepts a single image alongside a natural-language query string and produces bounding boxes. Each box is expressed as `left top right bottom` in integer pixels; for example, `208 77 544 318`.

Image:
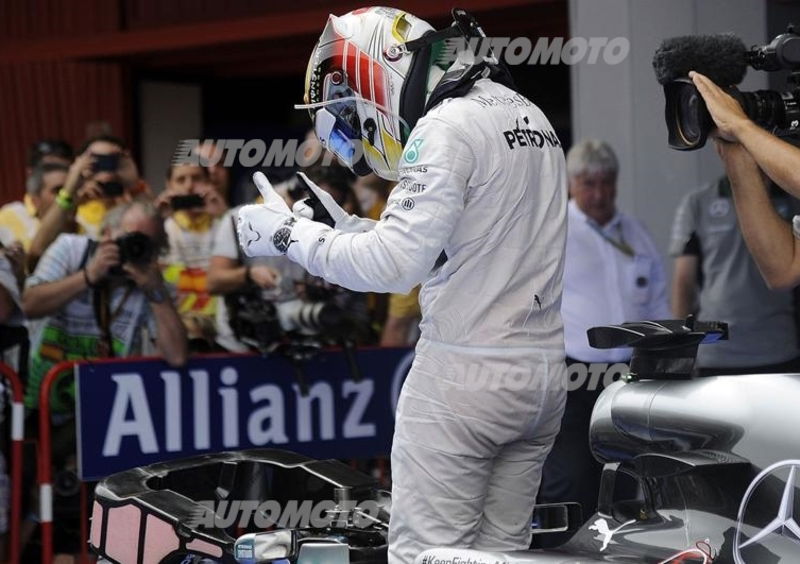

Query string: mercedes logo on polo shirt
709 199 730 218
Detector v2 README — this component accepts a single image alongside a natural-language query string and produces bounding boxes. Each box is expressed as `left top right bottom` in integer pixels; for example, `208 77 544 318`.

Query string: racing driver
237 7 568 563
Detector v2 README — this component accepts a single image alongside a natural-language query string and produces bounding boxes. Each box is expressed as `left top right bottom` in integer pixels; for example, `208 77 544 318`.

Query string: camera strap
92 284 115 359
92 281 135 359
84 239 134 359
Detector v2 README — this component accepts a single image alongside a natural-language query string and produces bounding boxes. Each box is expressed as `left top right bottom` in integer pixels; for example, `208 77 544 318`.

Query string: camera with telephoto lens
226 277 367 394
107 232 155 277
227 291 350 353
654 25 800 150
116 231 155 264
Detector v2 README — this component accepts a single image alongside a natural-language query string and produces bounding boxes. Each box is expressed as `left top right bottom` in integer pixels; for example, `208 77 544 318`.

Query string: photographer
0 242 25 351
158 163 228 351
692 71 800 289
0 139 73 251
209 165 372 352
28 135 142 268
208 203 305 353
22 199 188 412
0 247 22 560
0 247 23 327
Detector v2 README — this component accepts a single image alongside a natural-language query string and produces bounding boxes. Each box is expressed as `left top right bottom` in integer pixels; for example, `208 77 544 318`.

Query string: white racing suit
279 78 568 563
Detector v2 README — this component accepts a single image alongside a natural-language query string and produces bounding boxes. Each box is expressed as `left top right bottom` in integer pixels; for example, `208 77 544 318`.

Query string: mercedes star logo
735 459 800 564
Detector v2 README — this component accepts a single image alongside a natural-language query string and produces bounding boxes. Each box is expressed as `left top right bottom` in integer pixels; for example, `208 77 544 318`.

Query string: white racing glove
292 172 377 234
237 172 301 257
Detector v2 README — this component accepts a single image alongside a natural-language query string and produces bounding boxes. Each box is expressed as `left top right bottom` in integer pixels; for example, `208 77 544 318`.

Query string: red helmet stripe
331 38 343 65
359 51 373 102
338 38 388 110
372 60 387 107
345 42 359 92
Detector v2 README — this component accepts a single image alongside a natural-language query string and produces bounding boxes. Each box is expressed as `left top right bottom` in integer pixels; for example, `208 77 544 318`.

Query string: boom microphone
652 33 748 86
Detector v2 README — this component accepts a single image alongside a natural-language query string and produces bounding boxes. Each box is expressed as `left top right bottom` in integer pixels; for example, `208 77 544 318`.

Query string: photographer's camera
654 26 800 149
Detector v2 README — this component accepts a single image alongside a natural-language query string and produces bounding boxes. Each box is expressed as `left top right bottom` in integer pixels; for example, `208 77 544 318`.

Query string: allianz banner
76 349 415 481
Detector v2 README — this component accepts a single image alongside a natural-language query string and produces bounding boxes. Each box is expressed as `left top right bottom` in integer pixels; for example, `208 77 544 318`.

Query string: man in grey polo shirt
670 176 800 374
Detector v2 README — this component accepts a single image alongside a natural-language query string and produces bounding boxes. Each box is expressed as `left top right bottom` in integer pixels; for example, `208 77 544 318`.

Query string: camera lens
677 86 702 145
116 232 154 264
664 79 712 150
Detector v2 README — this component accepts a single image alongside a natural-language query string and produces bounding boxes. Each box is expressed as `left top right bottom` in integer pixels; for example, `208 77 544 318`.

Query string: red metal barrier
36 360 76 564
0 362 26 564
36 351 398 563
35 355 242 564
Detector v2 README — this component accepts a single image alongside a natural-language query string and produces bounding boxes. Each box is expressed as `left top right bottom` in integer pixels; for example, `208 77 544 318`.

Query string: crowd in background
0 133 423 371
1 130 800 557
0 133 422 559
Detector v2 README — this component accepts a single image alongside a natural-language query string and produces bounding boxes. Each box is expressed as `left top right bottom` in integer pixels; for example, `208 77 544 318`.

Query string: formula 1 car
90 319 800 563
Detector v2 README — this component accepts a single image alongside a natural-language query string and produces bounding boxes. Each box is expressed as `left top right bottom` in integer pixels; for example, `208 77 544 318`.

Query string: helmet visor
315 107 359 166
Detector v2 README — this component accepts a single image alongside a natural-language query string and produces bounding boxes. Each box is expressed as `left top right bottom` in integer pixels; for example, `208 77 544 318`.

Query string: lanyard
93 282 135 358
588 221 635 258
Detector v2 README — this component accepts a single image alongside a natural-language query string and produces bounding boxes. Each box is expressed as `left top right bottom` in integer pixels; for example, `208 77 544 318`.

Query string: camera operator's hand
690 71 751 142
62 153 95 199
1 241 26 288
248 264 280 289
154 187 180 218
714 138 758 176
711 136 800 289
75 179 104 205
198 182 228 218
85 239 120 285
122 259 164 292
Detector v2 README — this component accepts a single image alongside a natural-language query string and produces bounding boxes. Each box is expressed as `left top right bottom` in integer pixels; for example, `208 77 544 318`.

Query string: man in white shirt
536 139 669 546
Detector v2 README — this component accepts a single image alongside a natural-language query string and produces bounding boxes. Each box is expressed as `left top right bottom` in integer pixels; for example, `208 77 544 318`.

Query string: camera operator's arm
692 71 800 198
197 182 228 220
207 208 279 294
123 260 188 367
29 153 96 269
0 255 20 324
23 236 119 318
2 242 26 291
719 140 800 289
207 257 278 294
207 256 248 294
0 287 14 325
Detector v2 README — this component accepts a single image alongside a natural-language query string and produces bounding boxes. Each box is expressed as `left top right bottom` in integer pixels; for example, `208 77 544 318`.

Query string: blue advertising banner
75 349 414 481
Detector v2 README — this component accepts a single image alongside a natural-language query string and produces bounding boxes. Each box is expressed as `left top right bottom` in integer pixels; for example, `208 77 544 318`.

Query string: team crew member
670 174 800 375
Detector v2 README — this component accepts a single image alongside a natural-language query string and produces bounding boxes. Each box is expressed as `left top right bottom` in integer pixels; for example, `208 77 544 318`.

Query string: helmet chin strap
399 8 519 135
424 59 518 115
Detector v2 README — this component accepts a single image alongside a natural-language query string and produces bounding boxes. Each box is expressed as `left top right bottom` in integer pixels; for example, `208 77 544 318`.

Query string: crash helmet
299 7 452 180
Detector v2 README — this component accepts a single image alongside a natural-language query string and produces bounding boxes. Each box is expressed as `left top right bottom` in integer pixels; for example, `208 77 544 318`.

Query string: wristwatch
144 285 168 304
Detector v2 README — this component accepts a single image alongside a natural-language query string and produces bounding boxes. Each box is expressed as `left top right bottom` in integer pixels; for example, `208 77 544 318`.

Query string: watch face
272 226 295 254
